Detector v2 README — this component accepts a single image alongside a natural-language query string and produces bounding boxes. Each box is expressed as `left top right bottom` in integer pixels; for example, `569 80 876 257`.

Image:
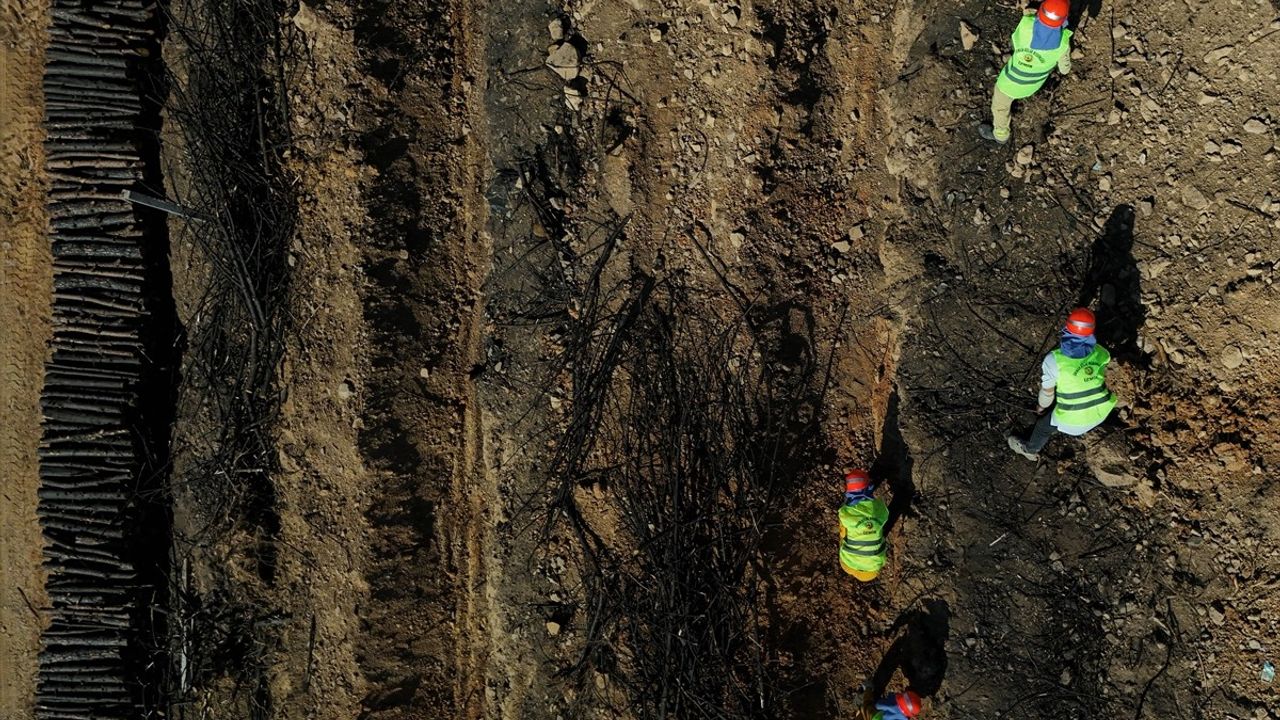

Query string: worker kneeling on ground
980 0 1073 144
838 469 889 581
858 685 924 720
1008 307 1118 461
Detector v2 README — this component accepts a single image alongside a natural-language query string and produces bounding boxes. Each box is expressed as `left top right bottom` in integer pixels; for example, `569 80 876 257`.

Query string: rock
1099 174 1112 192
546 621 561 636
1244 118 1268 134
847 224 865 241
1209 606 1226 626
548 18 565 41
563 83 584 111
1180 185 1209 210
546 41 581 80
1015 143 1035 166
1220 345 1244 370
832 240 851 253
1086 433 1139 488
722 6 740 27
419 367 431 378
1202 45 1233 64
649 26 664 43
337 380 354 400
729 230 745 248
959 21 979 51
1137 198 1154 217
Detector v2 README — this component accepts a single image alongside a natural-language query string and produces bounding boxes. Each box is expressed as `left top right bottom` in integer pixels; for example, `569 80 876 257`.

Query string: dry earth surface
3 0 1280 718
0 0 49 717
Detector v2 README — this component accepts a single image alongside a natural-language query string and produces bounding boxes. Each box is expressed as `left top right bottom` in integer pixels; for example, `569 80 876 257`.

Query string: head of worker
1031 0 1069 48
844 468 876 504
876 689 924 719
1059 307 1098 359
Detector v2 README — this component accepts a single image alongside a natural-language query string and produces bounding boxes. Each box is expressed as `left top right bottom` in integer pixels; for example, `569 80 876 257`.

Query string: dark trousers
1025 411 1056 453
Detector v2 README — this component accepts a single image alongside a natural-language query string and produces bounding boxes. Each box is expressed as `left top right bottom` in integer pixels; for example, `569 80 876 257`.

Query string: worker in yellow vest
979 0 1073 144
838 469 888 581
1008 308 1119 461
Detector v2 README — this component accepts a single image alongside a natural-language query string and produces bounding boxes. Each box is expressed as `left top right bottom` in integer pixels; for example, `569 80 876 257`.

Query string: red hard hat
1037 0 1069 27
845 469 871 493
1065 307 1096 336
897 690 923 717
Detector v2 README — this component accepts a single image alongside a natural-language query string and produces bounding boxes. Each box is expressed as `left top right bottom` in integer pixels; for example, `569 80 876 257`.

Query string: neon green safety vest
1052 346 1117 427
995 16 1072 100
839 498 888 574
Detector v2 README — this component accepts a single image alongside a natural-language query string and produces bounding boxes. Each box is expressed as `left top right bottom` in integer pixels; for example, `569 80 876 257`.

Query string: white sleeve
1037 353 1057 407
1040 353 1058 387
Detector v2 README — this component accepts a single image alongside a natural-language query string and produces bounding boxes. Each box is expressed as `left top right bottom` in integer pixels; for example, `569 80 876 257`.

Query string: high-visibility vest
1051 346 1117 427
995 17 1072 100
839 498 888 575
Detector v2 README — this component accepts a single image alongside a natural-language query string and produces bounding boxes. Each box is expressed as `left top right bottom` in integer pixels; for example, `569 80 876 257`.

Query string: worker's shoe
979 124 1009 145
1006 435 1039 462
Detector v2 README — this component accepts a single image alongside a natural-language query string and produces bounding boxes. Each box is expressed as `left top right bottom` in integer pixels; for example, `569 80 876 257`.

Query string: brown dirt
7 0 1280 718
0 2 49 718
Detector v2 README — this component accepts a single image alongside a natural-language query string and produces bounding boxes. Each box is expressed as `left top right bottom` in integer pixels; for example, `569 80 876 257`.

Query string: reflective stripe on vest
1052 346 1117 426
842 536 886 556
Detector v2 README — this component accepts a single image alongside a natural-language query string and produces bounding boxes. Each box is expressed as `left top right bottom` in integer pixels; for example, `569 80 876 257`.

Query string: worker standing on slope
1008 308 1118 461
838 469 889 581
857 685 924 720
979 0 1073 144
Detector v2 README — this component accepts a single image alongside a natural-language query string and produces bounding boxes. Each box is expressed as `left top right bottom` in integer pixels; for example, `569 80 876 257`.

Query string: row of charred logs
36 1 160 718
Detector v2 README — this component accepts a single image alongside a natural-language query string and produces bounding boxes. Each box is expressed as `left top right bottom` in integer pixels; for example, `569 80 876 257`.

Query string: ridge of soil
0 2 50 717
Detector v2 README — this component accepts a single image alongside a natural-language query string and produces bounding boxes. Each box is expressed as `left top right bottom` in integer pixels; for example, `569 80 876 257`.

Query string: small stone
1015 143 1035 166
563 83 584 110
419 367 431 378
729 231 745 248
1099 175 1112 192
548 18 565 41
546 621 561 636
847 224 865 241
1220 346 1244 370
1243 118 1268 134
546 41 581 81
649 26 664 43
832 240 851 253
1180 185 1209 210
1209 606 1226 626
1059 668 1072 686
337 381 354 400
722 6 740 27
1137 198 1154 217
1247 639 1262 651
959 21 979 51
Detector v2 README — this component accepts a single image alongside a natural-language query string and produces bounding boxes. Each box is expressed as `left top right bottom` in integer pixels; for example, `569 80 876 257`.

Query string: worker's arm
1037 353 1058 413
1058 39 1072 74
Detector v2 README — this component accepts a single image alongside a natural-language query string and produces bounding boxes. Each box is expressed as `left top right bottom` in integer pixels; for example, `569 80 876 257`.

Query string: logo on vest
1021 53 1036 64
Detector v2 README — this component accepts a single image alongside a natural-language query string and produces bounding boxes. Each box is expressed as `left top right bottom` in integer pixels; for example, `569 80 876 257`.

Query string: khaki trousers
991 86 1014 141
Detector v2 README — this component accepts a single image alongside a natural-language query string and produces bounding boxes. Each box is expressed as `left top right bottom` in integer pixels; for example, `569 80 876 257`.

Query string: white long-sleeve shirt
1039 352 1106 436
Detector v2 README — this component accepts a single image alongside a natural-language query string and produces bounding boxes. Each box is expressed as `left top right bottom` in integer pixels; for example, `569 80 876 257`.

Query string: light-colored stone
1220 346 1244 370
1243 118 1268 134
546 621 561 636
722 6 740 27
1086 433 1139 488
337 381 354 400
546 41 581 81
1180 185 1209 210
548 18 564 41
832 240 851 253
960 21 979 51
1015 143 1035 166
